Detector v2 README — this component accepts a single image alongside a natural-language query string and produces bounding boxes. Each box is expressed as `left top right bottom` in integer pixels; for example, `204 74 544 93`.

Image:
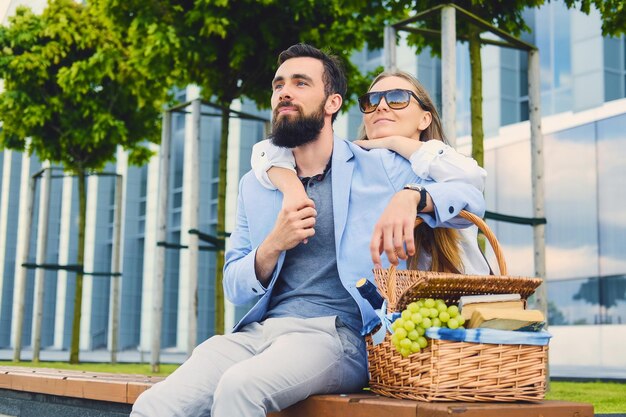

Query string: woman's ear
325 93 343 116
418 111 432 132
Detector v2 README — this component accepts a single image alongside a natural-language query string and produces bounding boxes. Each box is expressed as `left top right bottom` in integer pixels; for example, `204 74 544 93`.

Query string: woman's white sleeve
250 139 296 190
409 140 487 191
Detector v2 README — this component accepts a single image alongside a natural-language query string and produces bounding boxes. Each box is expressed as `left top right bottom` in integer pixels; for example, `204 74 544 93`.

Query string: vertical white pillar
224 100 245 332
441 5 457 148
528 49 547 314
151 111 172 372
109 147 127 363
32 163 51 362
140 145 160 351
185 98 201 355
54 174 74 349
0 151 14 327
12 151 34 360
384 25 397 71
80 173 99 350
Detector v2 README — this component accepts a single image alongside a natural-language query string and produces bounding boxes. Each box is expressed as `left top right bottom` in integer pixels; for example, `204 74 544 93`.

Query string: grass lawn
0 361 179 376
1 362 624 413
547 381 626 414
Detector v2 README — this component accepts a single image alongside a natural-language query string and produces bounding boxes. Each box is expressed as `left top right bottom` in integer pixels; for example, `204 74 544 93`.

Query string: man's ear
418 111 432 131
325 93 343 116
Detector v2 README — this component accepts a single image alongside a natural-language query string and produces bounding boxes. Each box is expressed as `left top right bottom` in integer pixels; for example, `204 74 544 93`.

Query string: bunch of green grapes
390 298 465 357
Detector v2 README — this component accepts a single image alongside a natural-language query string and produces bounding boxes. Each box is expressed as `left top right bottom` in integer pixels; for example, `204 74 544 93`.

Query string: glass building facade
343 2 626 373
1 0 625 373
0 95 269 354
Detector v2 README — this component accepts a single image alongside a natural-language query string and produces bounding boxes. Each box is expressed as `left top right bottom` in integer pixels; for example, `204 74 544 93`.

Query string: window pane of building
553 3 571 90
545 124 598 279
548 278 599 325
597 114 626 276
604 71 623 101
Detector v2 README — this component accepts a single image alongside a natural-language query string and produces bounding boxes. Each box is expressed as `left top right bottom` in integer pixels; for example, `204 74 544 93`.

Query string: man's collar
299 157 332 184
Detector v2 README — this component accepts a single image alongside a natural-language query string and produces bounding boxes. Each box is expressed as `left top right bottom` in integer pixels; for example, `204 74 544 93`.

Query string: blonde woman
252 71 488 274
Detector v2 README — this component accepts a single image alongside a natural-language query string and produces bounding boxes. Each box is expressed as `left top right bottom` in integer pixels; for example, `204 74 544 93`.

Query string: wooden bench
0 366 160 405
0 366 595 417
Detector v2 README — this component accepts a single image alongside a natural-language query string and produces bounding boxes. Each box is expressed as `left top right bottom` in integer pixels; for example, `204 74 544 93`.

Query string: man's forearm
254 238 282 287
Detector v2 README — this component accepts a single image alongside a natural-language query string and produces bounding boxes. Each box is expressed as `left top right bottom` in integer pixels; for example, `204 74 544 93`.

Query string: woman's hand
354 136 423 160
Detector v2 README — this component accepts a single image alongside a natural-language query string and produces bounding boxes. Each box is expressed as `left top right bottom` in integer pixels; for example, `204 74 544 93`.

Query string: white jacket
250 139 491 275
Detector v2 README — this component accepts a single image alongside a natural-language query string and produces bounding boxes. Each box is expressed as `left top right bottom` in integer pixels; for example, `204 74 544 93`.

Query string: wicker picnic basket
365 210 548 402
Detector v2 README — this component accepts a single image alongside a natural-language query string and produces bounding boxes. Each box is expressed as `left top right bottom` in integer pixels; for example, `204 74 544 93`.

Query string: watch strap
404 183 428 213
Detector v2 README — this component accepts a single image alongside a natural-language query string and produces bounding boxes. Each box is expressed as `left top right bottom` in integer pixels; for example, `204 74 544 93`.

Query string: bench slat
0 366 594 417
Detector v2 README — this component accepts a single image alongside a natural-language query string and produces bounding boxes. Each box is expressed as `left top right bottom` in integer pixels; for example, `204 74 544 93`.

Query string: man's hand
273 199 316 249
254 202 316 285
370 189 432 268
281 188 315 244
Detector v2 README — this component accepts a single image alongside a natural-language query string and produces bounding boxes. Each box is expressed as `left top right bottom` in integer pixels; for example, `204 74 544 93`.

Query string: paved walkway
0 348 187 365
550 364 626 381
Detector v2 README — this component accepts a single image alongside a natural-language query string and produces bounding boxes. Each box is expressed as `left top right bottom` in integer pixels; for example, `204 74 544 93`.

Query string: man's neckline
299 157 332 184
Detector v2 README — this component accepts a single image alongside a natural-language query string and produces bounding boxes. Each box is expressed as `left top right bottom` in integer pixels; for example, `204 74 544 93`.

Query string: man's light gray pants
131 316 368 417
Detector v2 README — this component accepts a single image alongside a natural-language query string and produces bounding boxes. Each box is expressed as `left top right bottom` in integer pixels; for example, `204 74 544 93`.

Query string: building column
79 174 100 350
53 174 75 349
177 86 201 351
139 144 162 352
0 150 18 347
224 100 245 331
108 147 128 359
11 152 34 350
0 151 14 341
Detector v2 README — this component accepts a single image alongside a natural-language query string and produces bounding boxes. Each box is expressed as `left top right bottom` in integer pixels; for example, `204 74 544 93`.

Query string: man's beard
270 101 325 148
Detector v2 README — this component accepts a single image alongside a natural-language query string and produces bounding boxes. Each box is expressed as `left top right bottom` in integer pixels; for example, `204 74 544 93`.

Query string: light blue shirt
224 137 485 334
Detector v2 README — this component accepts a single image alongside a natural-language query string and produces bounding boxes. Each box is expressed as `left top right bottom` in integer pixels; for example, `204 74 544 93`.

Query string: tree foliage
0 0 166 170
98 0 394 109
97 0 394 339
383 0 543 171
0 0 170 363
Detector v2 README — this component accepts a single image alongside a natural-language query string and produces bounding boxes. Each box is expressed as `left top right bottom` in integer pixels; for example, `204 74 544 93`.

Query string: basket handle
381 210 507 305
413 209 506 275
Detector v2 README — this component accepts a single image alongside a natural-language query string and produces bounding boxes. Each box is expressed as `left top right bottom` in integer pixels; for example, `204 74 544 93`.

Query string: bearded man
131 43 484 417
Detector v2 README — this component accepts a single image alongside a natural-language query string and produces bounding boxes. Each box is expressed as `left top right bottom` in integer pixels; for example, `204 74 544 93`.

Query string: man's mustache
273 101 302 117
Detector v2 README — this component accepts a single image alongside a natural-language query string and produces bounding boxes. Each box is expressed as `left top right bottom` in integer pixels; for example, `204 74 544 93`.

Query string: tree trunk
215 105 231 335
69 169 87 364
468 26 484 168
469 26 486 253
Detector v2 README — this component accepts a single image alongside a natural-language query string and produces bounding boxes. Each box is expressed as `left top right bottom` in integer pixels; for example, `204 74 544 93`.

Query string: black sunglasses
357 88 426 114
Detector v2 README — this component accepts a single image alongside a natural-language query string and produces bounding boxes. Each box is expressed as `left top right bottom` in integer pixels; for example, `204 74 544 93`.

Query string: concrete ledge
0 388 132 417
0 367 162 405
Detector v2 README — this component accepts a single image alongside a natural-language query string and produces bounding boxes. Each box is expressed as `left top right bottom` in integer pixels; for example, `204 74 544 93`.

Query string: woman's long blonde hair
360 71 463 273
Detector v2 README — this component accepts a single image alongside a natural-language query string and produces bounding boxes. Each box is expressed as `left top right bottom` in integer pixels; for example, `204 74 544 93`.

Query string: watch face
404 183 423 192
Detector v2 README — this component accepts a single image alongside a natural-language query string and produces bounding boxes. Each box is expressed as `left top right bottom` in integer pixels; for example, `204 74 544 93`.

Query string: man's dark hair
277 44 347 123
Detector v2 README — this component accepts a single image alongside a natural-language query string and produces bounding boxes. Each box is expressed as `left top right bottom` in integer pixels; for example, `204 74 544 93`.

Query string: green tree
564 0 625 36
385 1 544 169
99 0 389 336
0 0 168 363
387 0 624 165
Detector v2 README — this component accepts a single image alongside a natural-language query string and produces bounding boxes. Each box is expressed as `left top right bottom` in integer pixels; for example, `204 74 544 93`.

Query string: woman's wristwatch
403 183 428 213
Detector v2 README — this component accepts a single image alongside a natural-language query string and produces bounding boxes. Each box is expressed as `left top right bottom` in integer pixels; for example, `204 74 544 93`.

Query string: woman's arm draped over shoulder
354 137 486 191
